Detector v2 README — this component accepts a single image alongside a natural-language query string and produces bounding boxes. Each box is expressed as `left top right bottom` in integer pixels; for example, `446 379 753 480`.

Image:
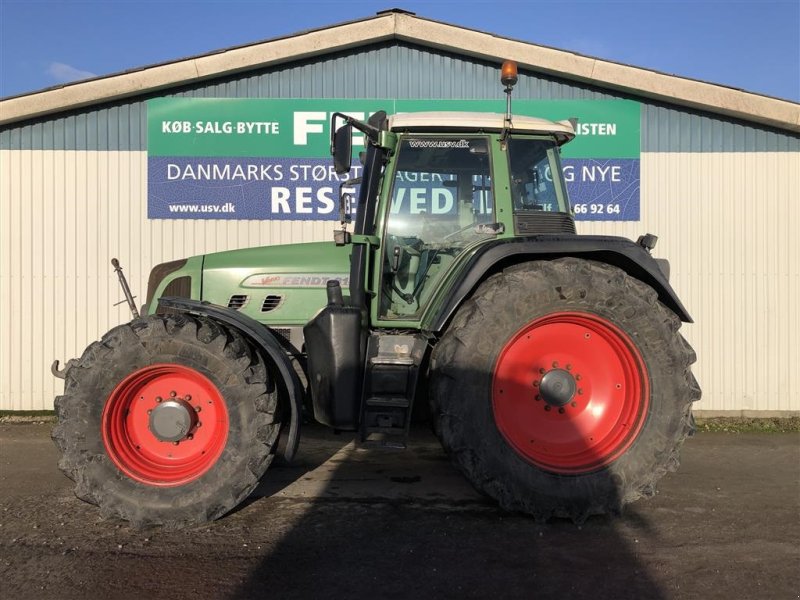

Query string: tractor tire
430 258 700 522
52 314 279 528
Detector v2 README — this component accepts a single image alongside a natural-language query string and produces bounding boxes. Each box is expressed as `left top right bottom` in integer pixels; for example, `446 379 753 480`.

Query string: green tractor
52 62 700 527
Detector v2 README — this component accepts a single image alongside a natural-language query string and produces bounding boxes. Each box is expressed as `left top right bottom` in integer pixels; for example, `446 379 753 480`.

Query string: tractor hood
200 241 352 326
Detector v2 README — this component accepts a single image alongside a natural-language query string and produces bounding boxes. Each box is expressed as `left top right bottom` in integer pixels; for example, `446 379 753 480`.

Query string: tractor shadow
232 425 355 513
231 420 668 600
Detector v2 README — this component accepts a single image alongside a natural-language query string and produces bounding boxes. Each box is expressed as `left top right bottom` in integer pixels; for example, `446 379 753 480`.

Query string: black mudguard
431 235 692 333
158 297 303 463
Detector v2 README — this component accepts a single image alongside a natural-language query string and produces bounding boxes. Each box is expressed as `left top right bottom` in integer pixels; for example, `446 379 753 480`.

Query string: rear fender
158 297 303 463
430 235 693 333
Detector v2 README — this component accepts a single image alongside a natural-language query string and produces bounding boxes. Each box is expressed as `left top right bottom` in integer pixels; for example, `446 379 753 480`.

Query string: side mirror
332 123 353 175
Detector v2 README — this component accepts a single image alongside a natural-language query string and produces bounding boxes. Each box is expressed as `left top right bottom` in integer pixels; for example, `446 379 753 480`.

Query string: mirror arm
330 112 381 146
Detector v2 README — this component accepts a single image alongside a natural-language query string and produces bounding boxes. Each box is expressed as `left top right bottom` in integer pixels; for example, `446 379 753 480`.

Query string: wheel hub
539 368 576 407
149 399 196 442
491 312 649 474
102 363 229 486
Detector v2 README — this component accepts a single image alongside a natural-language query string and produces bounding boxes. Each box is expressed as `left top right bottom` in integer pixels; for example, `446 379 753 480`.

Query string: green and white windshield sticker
147 98 640 221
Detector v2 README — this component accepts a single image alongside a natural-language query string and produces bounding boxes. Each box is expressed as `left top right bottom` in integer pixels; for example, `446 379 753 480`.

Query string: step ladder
360 333 428 448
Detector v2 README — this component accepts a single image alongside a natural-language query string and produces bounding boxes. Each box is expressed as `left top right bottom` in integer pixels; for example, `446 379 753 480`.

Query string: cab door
374 135 498 323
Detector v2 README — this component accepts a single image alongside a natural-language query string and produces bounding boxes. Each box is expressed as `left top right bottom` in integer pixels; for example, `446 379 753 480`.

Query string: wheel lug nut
147 409 152 415
169 391 177 397
571 402 577 408
539 368 546 374
533 381 539 387
173 441 179 446
535 395 541 401
578 389 584 395
197 422 202 428
558 407 565 414
566 364 572 370
552 361 558 368
185 394 192 401
156 396 163 403
575 374 582 381
187 434 194 440
544 405 551 412
194 406 202 412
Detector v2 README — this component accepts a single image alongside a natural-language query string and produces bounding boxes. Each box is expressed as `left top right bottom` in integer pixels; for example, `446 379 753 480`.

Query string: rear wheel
53 315 279 528
430 258 700 522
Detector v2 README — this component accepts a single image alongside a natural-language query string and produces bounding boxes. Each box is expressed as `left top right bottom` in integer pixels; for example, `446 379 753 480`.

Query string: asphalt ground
0 423 798 600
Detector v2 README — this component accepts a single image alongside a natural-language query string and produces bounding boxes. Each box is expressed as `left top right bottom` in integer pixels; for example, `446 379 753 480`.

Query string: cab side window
508 137 566 212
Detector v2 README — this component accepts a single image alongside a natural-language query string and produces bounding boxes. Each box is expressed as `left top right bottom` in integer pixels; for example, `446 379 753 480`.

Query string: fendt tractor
52 61 700 528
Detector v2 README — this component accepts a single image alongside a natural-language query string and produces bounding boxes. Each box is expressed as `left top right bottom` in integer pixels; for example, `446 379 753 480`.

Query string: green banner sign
147 98 640 220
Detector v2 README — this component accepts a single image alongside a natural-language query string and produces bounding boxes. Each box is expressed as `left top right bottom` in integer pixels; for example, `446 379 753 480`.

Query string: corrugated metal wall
0 149 334 410
581 152 799 413
4 43 797 153
1 41 798 413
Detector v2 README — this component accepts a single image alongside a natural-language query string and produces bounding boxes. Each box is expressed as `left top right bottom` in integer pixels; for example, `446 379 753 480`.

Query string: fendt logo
242 274 351 288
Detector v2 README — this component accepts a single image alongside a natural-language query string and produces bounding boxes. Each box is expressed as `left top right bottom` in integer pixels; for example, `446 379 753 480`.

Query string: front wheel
52 315 279 528
430 258 700 522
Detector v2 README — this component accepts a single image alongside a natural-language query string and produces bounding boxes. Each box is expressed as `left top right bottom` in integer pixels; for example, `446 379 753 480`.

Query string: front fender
158 297 303 463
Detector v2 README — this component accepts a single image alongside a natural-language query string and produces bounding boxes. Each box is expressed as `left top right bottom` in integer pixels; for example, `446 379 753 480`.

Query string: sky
0 0 798 102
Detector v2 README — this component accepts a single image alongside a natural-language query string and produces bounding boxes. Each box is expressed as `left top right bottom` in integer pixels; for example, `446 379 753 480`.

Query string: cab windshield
380 136 496 319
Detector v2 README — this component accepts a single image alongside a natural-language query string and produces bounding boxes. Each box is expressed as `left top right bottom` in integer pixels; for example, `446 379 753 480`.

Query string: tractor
52 61 700 527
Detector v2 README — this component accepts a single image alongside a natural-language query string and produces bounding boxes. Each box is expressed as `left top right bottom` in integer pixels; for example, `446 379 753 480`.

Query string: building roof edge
1 11 798 132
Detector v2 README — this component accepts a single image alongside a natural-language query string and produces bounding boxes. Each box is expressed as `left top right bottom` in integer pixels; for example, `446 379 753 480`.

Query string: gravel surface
0 423 798 600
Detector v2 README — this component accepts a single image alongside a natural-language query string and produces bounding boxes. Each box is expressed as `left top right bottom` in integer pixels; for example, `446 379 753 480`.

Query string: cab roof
388 111 576 144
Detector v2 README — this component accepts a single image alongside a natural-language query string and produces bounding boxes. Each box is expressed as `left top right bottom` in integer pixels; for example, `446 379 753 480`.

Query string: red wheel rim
492 312 649 474
101 364 229 486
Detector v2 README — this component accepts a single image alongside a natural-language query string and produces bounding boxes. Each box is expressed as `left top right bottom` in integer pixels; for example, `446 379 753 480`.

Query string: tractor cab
377 113 575 320
331 109 578 324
